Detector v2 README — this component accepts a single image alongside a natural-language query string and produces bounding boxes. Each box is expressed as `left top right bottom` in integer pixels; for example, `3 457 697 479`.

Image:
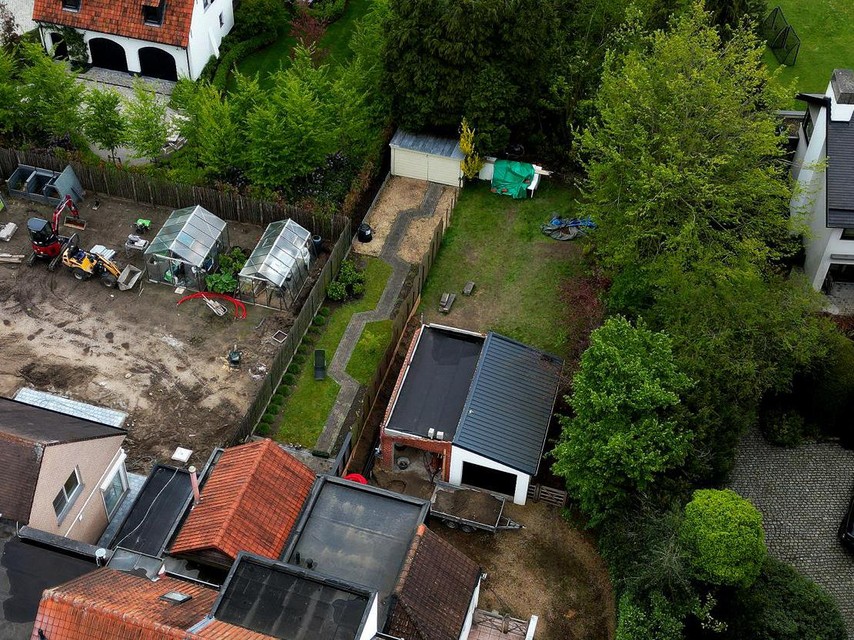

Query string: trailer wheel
26 253 36 267
461 525 475 533
442 519 458 529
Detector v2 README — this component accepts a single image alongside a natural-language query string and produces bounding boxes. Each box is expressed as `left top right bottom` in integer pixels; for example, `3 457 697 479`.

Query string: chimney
189 466 200 505
832 69 854 105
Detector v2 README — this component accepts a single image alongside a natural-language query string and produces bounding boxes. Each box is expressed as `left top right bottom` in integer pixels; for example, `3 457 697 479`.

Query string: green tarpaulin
491 160 535 199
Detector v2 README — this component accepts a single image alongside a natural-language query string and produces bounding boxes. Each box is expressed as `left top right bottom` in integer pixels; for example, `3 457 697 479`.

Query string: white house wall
448 445 530 505
357 594 379 640
458 577 481 640
7 0 35 33
187 0 234 80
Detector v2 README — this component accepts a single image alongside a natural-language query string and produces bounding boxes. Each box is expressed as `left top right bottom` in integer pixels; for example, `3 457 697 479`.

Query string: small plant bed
346 319 393 385
273 256 392 447
762 0 854 97
420 181 594 358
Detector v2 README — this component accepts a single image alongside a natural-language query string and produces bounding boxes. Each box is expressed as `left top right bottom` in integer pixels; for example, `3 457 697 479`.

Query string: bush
212 30 278 90
350 281 365 298
287 363 300 375
327 280 348 302
292 354 306 366
760 407 809 447
279 386 291 397
798 333 854 443
319 306 331 317
232 0 289 41
297 344 308 355
268 397 282 409
256 422 271 436
283 373 296 385
262 410 278 421
308 0 347 24
307 325 321 336
680 489 766 588
205 271 238 294
722 557 846 640
313 315 327 326
616 591 683 640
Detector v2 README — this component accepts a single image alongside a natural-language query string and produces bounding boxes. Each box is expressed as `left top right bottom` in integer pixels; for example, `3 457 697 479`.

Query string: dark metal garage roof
453 333 563 475
827 115 854 227
390 129 464 160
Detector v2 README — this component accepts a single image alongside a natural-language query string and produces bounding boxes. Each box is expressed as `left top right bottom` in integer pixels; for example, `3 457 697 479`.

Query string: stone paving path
314 183 445 454
729 428 854 637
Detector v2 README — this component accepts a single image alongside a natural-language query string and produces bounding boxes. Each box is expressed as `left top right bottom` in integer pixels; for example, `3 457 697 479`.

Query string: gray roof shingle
389 130 464 160
827 115 854 228
453 333 562 475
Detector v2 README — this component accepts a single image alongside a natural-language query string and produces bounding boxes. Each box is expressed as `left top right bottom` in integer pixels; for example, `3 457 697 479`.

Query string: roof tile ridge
394 524 426 594
215 440 272 547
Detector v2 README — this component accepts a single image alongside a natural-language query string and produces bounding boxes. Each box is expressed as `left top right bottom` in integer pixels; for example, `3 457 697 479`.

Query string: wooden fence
343 188 458 470
0 148 346 239
526 483 569 508
229 218 352 445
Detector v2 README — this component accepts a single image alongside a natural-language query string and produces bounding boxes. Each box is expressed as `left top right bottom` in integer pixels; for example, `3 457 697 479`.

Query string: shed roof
390 130 464 160
827 115 854 227
453 333 562 475
32 0 195 48
239 219 312 288
146 205 226 268
386 525 481 640
171 439 316 567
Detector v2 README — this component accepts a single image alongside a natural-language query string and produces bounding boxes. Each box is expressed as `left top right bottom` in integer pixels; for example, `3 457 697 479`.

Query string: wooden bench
314 349 327 380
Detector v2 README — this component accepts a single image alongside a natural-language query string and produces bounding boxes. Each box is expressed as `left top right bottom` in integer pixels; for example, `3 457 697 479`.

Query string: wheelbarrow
117 264 143 291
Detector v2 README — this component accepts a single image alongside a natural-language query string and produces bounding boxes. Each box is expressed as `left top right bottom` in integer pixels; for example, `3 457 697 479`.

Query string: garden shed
6 164 84 206
390 129 464 187
238 219 315 309
144 205 228 291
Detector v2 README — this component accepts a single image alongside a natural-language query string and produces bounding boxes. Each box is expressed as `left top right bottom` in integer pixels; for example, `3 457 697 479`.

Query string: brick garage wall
379 432 452 482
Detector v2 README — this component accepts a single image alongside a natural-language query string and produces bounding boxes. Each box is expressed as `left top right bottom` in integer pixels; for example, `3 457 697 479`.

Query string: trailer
429 482 522 533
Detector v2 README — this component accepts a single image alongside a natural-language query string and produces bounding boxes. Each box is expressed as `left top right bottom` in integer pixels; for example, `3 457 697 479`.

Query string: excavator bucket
64 215 87 231
117 264 143 291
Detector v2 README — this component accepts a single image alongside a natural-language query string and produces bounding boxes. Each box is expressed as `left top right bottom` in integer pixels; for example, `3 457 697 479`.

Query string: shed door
461 462 517 497
427 155 461 187
392 148 429 181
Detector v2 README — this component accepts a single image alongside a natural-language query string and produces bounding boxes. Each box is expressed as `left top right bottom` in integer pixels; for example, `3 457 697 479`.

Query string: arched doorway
88 38 128 73
49 32 68 59
138 47 178 81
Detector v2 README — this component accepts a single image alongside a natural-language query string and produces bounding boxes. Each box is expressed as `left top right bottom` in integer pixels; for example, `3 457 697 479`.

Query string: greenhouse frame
239 219 315 309
144 205 229 291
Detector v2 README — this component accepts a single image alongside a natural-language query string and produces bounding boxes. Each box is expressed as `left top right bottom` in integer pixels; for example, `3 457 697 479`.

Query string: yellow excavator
49 234 142 290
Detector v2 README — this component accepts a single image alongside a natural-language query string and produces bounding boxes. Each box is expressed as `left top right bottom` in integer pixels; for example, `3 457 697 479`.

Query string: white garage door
392 148 429 181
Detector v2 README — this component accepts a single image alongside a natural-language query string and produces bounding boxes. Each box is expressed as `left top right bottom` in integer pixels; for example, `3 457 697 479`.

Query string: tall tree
83 88 127 161
579 1 794 290
123 79 168 161
18 43 83 145
552 316 693 526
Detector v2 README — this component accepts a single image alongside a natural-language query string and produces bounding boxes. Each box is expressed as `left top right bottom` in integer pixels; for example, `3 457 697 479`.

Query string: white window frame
53 467 83 524
100 453 129 520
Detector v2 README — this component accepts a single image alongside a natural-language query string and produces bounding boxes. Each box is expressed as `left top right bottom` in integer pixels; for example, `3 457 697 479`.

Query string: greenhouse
144 205 229 290
239 219 315 309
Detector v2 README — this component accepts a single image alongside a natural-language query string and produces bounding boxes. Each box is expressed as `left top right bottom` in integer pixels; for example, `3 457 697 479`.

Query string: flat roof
14 388 128 428
0 525 96 639
386 326 483 439
0 396 126 444
282 477 429 620
213 553 374 640
389 129 464 160
107 465 193 557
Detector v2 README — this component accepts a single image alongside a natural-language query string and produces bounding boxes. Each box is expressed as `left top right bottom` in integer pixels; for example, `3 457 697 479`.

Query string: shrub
283 373 296 385
212 30 278 90
680 489 766 588
616 591 683 640
262 410 278 422
327 280 347 301
279 386 291 397
798 333 854 443
292 354 306 366
256 422 271 436
297 344 308 355
760 408 808 447
206 272 238 294
722 557 846 640
268 397 282 408
313 315 327 326
287 363 300 375
308 0 347 25
307 325 321 336
319 306 331 317
350 281 365 298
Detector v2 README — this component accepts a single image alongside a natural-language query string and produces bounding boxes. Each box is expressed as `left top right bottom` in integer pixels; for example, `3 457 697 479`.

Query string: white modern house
791 68 854 293
7 0 37 32
32 0 234 81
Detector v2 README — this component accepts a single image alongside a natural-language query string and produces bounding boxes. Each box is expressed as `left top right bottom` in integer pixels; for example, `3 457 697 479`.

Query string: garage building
380 324 563 504
389 129 464 187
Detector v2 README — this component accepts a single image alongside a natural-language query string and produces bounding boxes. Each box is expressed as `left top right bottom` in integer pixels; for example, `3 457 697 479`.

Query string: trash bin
357 223 373 243
312 235 323 253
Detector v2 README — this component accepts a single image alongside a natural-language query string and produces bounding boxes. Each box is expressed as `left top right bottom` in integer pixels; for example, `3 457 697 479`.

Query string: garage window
461 462 516 497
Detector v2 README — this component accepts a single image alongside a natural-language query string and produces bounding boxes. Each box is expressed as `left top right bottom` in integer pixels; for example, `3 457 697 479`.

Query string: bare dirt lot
0 195 312 471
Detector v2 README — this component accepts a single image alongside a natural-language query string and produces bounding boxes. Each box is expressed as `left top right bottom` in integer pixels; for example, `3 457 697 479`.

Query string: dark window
803 109 815 143
842 229 854 240
461 462 517 497
203 0 212 8
53 468 82 521
219 12 223 27
62 0 81 10
142 1 165 26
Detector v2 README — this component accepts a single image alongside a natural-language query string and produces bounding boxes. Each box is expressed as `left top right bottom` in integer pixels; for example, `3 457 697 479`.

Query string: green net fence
761 6 800 66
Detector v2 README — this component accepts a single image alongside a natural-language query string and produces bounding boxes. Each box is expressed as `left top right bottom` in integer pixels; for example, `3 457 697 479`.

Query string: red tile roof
32 0 194 48
387 524 482 640
171 439 316 567
30 568 277 640
30 568 217 640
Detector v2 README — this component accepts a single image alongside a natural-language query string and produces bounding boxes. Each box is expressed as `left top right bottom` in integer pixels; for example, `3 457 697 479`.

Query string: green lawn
275 256 392 447
346 319 393 385
233 0 374 91
420 182 586 358
764 0 854 97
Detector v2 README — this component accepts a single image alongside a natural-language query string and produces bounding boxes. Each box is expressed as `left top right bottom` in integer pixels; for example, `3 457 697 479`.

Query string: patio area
825 282 854 315
468 609 536 640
